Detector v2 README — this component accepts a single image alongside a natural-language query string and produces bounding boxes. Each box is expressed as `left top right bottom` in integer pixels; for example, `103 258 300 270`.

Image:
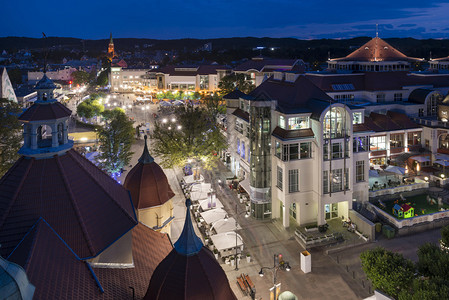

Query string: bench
236 276 247 295
244 274 255 290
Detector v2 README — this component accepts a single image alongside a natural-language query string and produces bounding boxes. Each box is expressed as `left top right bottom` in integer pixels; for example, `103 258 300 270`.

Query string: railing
369 182 429 197
411 117 449 129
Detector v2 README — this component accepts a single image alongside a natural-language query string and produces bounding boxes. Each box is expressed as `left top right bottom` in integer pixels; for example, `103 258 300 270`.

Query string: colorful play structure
393 204 414 218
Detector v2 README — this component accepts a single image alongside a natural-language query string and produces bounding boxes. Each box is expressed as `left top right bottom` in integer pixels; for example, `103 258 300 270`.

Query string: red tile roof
0 149 137 259
331 37 421 62
144 247 237 300
124 160 175 209
8 220 172 300
363 111 420 132
19 102 72 122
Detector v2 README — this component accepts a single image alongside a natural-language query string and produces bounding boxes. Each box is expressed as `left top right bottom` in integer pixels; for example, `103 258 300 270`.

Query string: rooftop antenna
430 51 432 60
376 24 379 38
42 32 48 73
328 51 331 61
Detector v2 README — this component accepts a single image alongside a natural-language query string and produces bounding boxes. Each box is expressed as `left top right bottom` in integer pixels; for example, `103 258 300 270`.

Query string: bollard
352 271 355 279
336 255 339 264
362 280 365 288
346 265 349 272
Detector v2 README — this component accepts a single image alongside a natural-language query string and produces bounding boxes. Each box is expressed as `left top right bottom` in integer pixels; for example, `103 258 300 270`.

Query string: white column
51 123 59 147
63 120 68 144
317 201 325 226
30 124 37 149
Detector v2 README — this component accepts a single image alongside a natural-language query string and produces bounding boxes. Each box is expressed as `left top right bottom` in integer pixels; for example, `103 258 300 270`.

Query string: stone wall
349 209 375 240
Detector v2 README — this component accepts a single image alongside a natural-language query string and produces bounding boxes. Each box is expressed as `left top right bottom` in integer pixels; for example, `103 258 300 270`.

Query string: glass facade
250 105 272 219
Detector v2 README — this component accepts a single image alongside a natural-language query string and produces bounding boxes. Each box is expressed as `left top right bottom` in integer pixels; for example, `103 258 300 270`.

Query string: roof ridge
0 157 33 231
68 150 137 226
54 154 96 256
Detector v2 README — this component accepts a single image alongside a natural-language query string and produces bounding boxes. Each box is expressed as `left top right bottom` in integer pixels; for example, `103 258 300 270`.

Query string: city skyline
2 0 449 40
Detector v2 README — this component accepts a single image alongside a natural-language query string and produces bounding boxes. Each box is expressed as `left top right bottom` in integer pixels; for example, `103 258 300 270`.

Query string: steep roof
124 137 175 209
18 100 72 121
0 149 137 259
8 219 173 299
222 89 247 100
250 76 334 119
331 37 422 62
364 111 420 132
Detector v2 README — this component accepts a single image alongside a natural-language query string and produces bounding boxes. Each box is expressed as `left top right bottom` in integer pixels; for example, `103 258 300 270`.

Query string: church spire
109 32 113 45
173 198 203 256
138 135 154 164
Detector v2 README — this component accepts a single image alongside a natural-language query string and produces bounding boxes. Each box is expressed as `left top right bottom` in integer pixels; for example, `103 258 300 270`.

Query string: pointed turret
138 135 154 164
144 198 237 300
173 198 203 255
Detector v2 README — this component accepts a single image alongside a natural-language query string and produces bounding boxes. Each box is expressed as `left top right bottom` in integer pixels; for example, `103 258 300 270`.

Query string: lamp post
259 254 291 300
233 203 249 271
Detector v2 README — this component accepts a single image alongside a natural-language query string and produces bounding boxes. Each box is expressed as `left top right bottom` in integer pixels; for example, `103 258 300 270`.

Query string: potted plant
230 256 235 266
213 248 219 259
225 257 230 265
246 253 251 263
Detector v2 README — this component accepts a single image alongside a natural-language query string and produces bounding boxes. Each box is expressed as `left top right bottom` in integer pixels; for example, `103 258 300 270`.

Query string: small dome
0 256 35 300
35 74 57 90
124 136 175 209
144 199 236 300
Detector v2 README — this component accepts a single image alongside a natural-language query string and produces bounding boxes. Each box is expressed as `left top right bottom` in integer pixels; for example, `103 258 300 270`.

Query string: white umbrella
172 100 184 106
210 232 243 252
200 208 228 225
385 165 406 175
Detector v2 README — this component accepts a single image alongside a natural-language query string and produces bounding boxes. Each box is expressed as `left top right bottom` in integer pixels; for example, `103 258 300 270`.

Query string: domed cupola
18 73 72 158
144 199 237 300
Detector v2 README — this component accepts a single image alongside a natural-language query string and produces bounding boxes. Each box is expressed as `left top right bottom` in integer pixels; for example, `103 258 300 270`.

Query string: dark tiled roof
35 74 57 90
331 37 421 62
353 123 372 133
0 149 137 259
250 76 333 119
144 247 237 300
19 101 72 122
232 108 249 122
8 220 172 300
272 127 314 140
364 111 420 132
124 145 175 209
222 89 247 100
234 58 299 72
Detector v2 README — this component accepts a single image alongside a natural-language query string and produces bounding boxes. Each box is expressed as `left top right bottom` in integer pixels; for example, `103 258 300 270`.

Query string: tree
416 242 449 279
72 70 91 86
76 97 104 119
96 108 134 176
218 73 255 95
0 98 22 177
360 247 415 299
151 104 227 169
96 69 109 86
7 68 22 85
441 224 449 247
399 278 449 300
203 92 224 121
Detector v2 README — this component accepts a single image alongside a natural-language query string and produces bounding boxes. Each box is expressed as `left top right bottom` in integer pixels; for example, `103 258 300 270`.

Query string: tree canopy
360 247 415 299
150 104 227 169
0 98 22 177
72 70 92 86
218 73 255 95
76 93 104 119
96 108 134 176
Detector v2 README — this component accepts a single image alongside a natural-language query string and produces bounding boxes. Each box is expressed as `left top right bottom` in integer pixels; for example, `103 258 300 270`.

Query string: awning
190 191 209 201
411 156 430 163
385 165 406 175
210 232 243 252
190 183 212 193
200 208 228 225
239 176 250 194
369 169 379 177
435 153 449 161
199 197 224 211
183 174 204 185
210 217 241 234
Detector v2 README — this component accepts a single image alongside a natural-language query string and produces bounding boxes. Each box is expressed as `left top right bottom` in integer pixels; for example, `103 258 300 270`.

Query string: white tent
172 100 184 106
183 174 204 185
191 183 212 193
159 100 172 107
190 191 209 201
210 232 243 253
199 197 224 211
210 217 241 234
200 208 228 225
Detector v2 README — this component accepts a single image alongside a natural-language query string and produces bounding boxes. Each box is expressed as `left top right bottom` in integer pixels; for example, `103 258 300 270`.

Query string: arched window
323 107 348 139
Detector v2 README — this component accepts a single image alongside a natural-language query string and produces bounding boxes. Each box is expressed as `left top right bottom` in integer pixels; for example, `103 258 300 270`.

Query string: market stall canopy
199 198 224 211
183 174 204 185
172 100 184 106
191 183 212 193
159 100 172 107
211 217 241 234
190 191 209 201
210 232 243 252
200 208 228 225
369 169 379 177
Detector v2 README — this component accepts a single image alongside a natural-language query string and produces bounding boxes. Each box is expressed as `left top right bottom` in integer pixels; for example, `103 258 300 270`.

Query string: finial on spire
109 32 113 45
173 198 203 256
376 24 379 38
138 135 154 164
42 32 48 74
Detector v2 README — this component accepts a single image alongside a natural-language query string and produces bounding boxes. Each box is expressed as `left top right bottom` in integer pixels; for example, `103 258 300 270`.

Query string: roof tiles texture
144 247 237 300
19 101 72 122
0 149 137 259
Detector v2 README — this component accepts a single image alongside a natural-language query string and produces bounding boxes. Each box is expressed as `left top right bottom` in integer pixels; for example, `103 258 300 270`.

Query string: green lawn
374 194 449 219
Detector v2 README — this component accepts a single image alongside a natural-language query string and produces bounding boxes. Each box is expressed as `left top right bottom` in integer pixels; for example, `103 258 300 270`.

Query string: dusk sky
2 0 449 39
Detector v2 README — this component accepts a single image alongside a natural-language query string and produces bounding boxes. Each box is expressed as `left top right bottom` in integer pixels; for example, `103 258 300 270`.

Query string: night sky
2 0 449 39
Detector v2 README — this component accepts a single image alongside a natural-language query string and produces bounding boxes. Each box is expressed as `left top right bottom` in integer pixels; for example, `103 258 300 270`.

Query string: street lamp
259 254 291 300
233 203 249 271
